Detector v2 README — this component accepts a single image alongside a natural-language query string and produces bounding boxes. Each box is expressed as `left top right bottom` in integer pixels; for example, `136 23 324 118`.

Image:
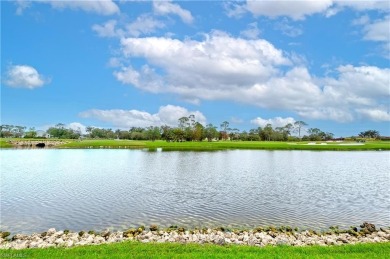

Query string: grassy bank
2 241 389 258
59 139 389 151
0 139 13 148
1 138 389 150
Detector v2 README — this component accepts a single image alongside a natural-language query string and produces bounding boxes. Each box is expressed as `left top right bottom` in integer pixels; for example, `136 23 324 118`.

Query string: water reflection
1 149 389 234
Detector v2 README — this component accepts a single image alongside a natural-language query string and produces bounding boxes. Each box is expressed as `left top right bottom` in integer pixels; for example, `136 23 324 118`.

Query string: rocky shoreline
1 222 389 250
6 140 68 148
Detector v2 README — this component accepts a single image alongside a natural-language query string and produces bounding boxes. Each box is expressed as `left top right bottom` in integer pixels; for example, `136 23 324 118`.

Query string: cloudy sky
2 0 389 137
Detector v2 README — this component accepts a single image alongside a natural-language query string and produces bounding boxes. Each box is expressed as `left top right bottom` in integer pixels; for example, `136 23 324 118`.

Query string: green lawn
0 139 13 148
2 241 389 259
1 138 389 151
59 139 390 151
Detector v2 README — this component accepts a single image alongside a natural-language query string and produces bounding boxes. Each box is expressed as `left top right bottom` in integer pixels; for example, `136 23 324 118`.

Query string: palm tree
294 121 308 140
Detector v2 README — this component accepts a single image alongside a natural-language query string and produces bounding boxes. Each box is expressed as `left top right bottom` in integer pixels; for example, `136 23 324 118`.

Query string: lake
1 149 389 234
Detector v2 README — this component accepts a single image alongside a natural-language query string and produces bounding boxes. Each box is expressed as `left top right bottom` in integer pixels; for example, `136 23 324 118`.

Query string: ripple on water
1 149 389 233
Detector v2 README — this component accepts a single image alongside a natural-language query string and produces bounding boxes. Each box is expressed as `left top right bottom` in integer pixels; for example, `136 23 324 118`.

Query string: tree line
0 117 384 142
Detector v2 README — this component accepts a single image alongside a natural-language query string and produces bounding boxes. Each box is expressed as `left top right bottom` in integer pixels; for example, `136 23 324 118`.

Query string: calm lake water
1 149 389 234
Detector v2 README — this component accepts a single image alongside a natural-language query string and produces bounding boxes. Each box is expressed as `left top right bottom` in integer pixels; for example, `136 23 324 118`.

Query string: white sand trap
338 143 365 145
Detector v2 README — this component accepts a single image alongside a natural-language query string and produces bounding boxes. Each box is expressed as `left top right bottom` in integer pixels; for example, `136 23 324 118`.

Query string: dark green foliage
149 225 158 231
0 231 10 238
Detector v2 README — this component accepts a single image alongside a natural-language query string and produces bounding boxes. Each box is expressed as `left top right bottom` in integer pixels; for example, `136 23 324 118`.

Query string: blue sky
1 0 389 137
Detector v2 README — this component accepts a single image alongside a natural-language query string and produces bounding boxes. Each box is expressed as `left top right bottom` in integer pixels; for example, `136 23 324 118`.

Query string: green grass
58 139 390 151
2 241 389 258
0 139 13 148
1 138 389 151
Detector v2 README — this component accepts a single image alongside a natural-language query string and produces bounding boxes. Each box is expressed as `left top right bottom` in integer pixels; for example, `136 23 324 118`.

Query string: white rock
93 236 105 244
47 228 56 236
54 238 65 245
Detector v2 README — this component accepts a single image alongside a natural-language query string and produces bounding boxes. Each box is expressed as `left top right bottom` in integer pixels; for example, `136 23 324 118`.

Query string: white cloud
113 31 389 123
362 16 390 42
356 108 390 122
118 31 290 95
153 0 194 24
327 65 390 99
251 116 296 127
126 14 166 37
93 15 165 38
351 15 370 26
46 0 119 15
107 57 123 68
4 65 49 89
240 22 261 39
274 18 303 37
351 15 390 58
68 122 87 134
335 1 390 12
79 105 206 128
226 1 389 20
15 0 119 15
223 1 247 18
92 20 120 38
15 0 31 15
245 0 333 20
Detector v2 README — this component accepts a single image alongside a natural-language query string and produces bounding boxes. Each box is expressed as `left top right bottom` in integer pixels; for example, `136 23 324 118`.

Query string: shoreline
1 223 389 250
1 139 389 151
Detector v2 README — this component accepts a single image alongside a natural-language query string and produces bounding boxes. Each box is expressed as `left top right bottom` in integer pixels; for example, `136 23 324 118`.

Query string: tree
24 127 37 138
204 124 218 142
193 122 204 141
261 124 273 141
178 117 189 130
161 125 174 142
229 128 239 141
220 121 229 140
358 130 380 139
294 121 308 140
307 128 322 141
47 123 80 139
146 126 161 141
284 123 293 136
248 127 261 141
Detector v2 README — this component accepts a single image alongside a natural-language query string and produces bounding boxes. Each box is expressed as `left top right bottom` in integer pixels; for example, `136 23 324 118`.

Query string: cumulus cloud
126 14 166 37
47 0 119 15
153 0 194 24
251 116 296 127
4 65 50 89
14 0 31 15
68 122 87 134
92 20 120 38
15 0 119 15
93 15 165 38
225 0 389 20
274 18 303 37
112 29 390 122
328 65 390 99
336 0 390 12
351 15 390 58
117 31 290 98
356 108 390 122
245 0 333 20
362 16 390 42
79 105 206 128
240 22 261 39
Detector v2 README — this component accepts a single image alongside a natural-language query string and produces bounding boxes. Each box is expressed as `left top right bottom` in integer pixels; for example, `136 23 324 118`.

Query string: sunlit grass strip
0 139 13 148
58 140 390 151
2 241 389 259
1 138 389 150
